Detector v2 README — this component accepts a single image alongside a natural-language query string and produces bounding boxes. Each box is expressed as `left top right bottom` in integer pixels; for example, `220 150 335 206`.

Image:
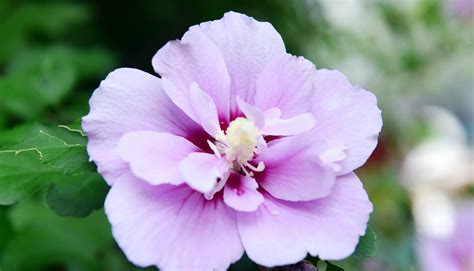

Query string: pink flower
83 11 382 270
418 201 474 271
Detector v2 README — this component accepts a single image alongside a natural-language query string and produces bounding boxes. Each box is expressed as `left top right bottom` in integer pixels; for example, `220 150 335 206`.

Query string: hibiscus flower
83 11 382 270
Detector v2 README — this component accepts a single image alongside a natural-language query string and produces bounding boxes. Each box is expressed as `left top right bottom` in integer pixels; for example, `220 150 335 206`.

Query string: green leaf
0 151 59 205
0 126 108 217
2 200 110 271
0 55 76 119
8 46 117 81
229 254 258 271
44 173 109 218
326 261 344 271
57 120 86 137
0 123 47 147
0 46 116 120
0 3 90 63
0 206 13 251
2 200 152 271
6 129 93 175
352 226 377 259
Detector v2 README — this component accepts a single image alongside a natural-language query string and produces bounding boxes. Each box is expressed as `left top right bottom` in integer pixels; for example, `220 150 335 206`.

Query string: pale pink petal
152 26 230 121
224 174 264 212
237 173 372 267
118 131 199 186
262 113 316 136
312 69 382 174
254 54 316 118
82 68 203 185
189 83 221 137
105 174 243 270
199 11 286 114
180 152 229 193
236 96 265 129
257 135 336 201
264 107 282 119
318 139 348 173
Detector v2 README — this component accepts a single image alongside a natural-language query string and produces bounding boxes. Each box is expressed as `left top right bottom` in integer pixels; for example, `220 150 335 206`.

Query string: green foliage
0 200 153 271
44 173 109 217
0 56 75 119
0 47 115 120
325 261 344 271
0 150 58 205
353 226 377 259
0 126 108 217
0 3 90 63
229 254 258 271
1 200 110 270
11 129 93 174
0 123 49 147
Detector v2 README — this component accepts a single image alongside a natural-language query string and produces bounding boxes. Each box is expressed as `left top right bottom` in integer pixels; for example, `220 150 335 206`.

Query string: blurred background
0 0 472 270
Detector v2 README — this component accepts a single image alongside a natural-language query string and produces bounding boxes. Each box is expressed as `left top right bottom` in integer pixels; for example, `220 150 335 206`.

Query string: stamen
204 172 230 200
207 140 222 158
245 161 265 172
211 117 266 180
238 161 254 177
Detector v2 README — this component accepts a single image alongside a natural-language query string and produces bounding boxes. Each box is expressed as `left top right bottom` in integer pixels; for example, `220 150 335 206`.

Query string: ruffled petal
224 174 264 212
199 11 286 114
312 69 382 174
237 173 372 267
254 54 316 118
105 174 244 271
189 83 221 137
152 26 231 122
236 96 265 129
82 68 203 185
262 112 315 136
257 135 336 201
179 152 229 193
118 131 199 186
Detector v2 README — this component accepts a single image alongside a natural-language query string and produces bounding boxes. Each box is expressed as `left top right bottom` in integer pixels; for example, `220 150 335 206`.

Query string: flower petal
236 96 265 129
82 68 204 185
257 136 336 201
180 152 229 193
189 83 221 137
237 173 372 267
224 174 264 212
118 131 199 186
152 26 230 122
199 11 286 114
262 112 316 136
254 54 316 118
105 174 243 271
312 69 382 174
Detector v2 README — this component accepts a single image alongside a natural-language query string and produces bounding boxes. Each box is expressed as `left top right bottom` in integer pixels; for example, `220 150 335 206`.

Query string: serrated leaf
58 120 86 137
353 226 377 259
0 123 47 147
0 127 107 217
5 129 93 175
